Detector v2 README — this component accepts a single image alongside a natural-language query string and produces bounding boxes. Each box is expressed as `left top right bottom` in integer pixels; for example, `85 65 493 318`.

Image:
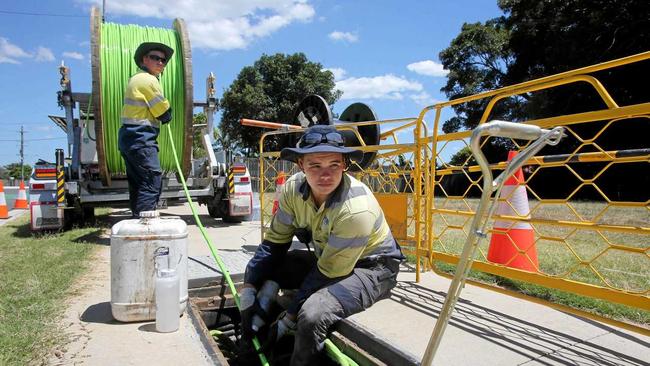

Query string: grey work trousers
269 250 400 366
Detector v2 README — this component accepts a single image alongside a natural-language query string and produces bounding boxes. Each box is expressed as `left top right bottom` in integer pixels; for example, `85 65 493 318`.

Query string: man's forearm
244 240 289 288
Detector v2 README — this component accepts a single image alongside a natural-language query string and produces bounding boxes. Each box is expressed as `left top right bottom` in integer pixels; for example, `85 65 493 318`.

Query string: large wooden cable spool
90 7 193 185
174 18 194 181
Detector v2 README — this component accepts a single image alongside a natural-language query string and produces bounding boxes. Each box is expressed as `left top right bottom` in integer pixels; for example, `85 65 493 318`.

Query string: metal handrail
421 121 565 365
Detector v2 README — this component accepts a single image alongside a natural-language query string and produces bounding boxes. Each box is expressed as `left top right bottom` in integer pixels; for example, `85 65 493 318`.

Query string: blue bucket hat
280 125 363 163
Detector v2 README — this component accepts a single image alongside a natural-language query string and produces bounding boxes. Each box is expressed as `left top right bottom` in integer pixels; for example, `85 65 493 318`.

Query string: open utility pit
186 251 420 366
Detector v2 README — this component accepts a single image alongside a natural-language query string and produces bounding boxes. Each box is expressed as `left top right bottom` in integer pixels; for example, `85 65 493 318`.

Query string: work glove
239 286 258 347
158 107 173 125
265 311 296 346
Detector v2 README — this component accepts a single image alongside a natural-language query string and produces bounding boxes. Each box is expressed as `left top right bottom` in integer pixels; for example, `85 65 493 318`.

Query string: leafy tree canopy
440 0 650 164
219 53 341 155
2 163 32 180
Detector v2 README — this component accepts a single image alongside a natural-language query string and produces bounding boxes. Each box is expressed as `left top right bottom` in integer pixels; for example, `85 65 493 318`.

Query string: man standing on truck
239 124 404 365
118 42 174 218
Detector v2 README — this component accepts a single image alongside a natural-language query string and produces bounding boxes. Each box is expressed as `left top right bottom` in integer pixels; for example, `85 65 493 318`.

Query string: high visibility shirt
265 172 401 278
120 71 170 128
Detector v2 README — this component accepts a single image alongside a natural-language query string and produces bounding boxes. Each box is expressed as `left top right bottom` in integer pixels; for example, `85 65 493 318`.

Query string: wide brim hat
280 125 364 163
133 42 174 67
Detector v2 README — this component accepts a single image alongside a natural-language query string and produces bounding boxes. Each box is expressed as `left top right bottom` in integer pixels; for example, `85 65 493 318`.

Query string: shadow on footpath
162 212 250 228
80 301 178 333
388 281 650 366
81 302 120 324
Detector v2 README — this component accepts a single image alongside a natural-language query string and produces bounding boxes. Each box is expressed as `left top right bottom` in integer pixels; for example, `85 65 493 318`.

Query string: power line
0 137 65 142
26 137 67 142
0 10 86 18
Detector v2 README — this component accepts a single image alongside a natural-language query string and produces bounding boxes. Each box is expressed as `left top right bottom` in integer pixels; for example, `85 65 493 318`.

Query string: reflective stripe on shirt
264 172 400 278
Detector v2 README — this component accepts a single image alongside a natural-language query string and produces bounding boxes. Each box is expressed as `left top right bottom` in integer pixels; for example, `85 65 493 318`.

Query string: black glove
239 287 258 348
158 107 172 125
263 311 296 350
294 228 312 252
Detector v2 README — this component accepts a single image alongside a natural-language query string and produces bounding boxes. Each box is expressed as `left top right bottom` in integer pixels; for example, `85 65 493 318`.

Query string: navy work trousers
119 145 162 218
268 250 399 366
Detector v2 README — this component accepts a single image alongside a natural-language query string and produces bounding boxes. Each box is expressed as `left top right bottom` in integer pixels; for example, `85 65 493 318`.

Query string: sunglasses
299 131 344 148
147 54 168 64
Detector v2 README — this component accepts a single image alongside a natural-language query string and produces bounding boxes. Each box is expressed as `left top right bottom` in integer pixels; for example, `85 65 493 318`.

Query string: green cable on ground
100 22 186 174
325 339 359 366
165 124 269 366
166 127 353 366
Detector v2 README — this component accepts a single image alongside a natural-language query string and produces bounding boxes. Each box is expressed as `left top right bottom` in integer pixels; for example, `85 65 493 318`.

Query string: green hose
165 124 269 366
166 127 357 366
325 339 359 366
100 22 186 174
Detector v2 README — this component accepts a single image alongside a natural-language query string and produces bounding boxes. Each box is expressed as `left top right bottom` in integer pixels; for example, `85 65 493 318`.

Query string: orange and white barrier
487 151 539 272
272 172 286 215
13 181 29 210
0 181 8 219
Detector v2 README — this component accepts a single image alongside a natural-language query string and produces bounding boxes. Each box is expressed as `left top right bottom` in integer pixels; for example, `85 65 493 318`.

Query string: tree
192 113 208 159
501 0 650 115
448 146 475 167
219 53 341 154
2 163 32 181
440 0 650 165
439 18 517 134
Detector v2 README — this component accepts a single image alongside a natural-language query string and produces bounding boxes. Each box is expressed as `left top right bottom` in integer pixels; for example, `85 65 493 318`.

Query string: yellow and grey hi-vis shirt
264 172 401 278
120 71 170 128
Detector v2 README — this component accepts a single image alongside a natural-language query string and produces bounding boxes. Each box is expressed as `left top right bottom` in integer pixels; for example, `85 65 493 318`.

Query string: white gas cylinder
110 211 188 322
155 268 180 333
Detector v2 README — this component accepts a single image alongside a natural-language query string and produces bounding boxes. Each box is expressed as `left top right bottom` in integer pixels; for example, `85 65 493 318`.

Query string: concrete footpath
50 203 649 365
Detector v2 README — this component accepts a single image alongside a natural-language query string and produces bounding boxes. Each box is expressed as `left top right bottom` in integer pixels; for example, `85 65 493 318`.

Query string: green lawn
0 213 108 366
421 198 650 326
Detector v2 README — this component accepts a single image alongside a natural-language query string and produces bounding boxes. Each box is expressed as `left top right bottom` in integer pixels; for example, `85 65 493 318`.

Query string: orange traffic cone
272 172 286 215
0 181 8 219
14 180 29 210
487 151 538 272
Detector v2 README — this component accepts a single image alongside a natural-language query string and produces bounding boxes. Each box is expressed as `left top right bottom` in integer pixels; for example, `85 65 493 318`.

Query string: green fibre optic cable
165 124 269 366
165 125 355 366
325 339 359 366
100 22 186 174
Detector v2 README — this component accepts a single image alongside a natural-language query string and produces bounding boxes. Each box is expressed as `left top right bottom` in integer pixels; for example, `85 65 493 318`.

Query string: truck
28 64 253 231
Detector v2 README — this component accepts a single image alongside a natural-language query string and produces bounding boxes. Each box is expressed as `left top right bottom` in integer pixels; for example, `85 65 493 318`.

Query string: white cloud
0 37 32 64
336 74 422 100
35 47 55 62
324 67 346 81
85 0 315 50
328 31 358 43
410 91 441 106
63 51 84 60
407 60 449 77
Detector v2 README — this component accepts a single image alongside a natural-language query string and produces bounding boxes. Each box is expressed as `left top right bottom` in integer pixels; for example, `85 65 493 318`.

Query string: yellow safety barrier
255 51 650 332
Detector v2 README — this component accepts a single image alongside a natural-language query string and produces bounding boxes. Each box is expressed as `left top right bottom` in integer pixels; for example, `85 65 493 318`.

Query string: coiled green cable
100 22 186 174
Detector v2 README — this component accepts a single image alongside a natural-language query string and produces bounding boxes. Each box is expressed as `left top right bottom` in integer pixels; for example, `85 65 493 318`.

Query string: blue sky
0 0 502 167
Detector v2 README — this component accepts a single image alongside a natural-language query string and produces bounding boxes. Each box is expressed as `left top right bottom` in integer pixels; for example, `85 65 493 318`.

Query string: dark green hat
280 125 363 163
133 42 174 67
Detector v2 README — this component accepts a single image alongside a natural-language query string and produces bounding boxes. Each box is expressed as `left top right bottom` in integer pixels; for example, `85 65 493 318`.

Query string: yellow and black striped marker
55 149 65 207
228 168 235 195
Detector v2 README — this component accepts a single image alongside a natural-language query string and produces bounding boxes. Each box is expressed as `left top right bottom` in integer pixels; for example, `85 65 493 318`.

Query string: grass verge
0 212 108 365
406 254 650 326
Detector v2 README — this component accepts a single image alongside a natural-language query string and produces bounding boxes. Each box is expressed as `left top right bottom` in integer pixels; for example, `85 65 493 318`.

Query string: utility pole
20 125 25 182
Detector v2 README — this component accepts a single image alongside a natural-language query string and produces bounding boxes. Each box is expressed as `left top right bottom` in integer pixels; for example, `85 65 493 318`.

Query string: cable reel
289 94 380 171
